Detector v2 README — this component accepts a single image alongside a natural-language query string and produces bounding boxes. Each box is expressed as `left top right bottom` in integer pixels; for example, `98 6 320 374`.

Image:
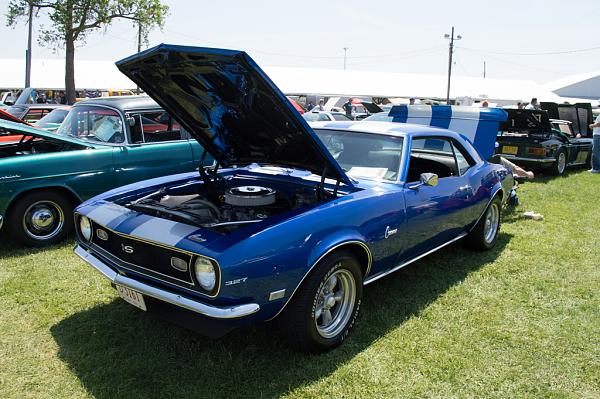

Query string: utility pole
25 3 34 88
483 61 486 78
343 47 349 70
444 27 462 105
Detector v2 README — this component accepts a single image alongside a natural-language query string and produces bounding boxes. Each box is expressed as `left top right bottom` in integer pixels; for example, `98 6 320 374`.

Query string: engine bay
123 174 336 233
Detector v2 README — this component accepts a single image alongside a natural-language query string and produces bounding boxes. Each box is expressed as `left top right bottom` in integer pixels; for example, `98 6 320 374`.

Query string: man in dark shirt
343 98 353 120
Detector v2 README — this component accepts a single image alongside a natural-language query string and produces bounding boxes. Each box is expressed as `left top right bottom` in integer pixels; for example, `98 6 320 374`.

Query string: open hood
116 44 352 186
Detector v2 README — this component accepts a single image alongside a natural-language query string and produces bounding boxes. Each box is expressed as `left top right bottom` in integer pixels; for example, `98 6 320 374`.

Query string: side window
129 111 183 143
318 113 331 121
406 137 458 182
451 140 475 175
57 106 125 143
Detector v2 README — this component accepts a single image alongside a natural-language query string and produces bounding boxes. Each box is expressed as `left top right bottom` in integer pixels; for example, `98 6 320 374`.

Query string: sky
1 0 599 84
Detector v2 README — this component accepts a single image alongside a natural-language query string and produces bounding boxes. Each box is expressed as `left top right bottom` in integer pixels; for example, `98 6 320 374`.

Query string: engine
126 181 320 232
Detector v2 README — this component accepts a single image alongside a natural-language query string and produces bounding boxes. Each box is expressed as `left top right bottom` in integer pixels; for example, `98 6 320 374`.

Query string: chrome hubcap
558 152 566 173
483 203 499 244
315 268 356 339
22 201 64 240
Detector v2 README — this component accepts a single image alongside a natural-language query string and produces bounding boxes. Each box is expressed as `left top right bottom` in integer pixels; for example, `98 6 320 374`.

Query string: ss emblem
121 244 134 254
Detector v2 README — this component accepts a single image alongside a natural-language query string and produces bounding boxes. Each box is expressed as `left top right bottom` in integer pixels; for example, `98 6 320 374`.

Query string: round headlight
79 215 92 241
194 257 216 292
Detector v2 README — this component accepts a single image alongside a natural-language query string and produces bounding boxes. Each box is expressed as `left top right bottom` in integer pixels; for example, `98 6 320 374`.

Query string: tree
6 0 169 104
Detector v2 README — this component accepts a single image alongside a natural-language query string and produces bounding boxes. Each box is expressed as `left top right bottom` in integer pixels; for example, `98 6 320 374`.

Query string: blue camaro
74 44 513 352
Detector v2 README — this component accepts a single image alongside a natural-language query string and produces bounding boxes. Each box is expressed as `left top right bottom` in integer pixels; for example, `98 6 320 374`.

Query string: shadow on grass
51 233 511 399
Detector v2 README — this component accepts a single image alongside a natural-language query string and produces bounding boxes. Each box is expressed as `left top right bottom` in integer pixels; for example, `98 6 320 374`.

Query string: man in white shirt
589 104 600 173
525 97 540 110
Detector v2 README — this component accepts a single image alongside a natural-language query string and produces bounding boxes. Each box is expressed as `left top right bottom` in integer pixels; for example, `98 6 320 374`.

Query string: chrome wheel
314 269 356 339
557 151 566 174
483 202 499 244
22 200 64 241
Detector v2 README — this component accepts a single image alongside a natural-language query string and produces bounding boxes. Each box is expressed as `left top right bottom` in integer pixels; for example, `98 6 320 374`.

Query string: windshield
35 109 69 130
315 129 403 182
56 105 125 143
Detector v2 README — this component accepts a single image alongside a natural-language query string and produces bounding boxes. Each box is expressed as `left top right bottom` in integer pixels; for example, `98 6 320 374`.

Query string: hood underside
116 44 352 186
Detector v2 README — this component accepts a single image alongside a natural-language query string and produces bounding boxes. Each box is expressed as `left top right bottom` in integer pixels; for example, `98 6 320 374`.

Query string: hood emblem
188 234 206 243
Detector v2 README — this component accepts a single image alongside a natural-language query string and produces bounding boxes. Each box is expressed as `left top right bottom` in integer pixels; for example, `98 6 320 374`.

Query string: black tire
277 250 363 353
6 190 74 247
549 148 567 176
464 196 502 251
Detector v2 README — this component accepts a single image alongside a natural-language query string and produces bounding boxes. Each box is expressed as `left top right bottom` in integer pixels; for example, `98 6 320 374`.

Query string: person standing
409 97 416 105
343 97 353 119
525 97 540 110
589 104 600 173
316 99 325 111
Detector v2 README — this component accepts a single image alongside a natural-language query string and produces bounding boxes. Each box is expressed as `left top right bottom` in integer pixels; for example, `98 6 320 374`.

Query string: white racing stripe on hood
129 218 198 246
86 203 129 227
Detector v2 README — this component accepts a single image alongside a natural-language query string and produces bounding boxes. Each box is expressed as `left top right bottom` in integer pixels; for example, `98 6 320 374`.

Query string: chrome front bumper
74 245 260 319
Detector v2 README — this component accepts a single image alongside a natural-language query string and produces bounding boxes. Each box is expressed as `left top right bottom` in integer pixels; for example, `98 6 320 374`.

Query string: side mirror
409 173 438 190
126 116 136 127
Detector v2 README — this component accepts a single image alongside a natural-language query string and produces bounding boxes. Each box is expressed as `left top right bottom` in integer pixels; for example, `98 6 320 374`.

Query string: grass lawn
1 170 599 399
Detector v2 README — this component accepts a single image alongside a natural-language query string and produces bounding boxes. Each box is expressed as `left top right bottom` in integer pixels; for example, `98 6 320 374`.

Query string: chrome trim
498 155 555 163
75 214 223 298
363 232 467 285
0 215 3 230
266 240 372 321
75 245 259 319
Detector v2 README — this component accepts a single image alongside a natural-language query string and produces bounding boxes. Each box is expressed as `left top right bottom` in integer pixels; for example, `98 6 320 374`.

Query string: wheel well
6 186 81 215
334 242 372 278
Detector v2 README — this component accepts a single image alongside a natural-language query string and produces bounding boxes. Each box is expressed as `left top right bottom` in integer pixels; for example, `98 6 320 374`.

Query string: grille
90 220 195 287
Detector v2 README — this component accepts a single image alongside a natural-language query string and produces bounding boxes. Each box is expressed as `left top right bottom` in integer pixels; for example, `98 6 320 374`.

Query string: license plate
502 146 518 155
116 285 147 311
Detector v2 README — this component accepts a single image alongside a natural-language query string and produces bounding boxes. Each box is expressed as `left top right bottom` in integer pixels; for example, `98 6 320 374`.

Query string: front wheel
6 191 73 247
277 251 363 353
464 196 502 251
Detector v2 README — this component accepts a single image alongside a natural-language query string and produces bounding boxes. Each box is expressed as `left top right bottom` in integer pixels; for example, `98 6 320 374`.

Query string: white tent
0 58 134 89
263 66 570 104
0 57 590 104
545 71 600 101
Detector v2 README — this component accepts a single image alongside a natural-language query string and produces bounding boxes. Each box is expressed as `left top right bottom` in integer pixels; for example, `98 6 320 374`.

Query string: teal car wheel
7 191 74 247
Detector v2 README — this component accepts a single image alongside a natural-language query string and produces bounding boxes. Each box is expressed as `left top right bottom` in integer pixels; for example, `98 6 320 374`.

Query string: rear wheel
464 196 502 251
550 148 567 175
6 191 74 247
277 250 363 353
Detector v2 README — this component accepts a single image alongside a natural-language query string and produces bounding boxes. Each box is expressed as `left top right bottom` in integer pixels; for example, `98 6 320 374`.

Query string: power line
163 28 443 61
457 45 600 56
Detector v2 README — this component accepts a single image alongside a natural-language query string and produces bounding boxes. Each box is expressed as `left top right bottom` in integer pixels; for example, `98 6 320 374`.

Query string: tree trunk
65 35 76 104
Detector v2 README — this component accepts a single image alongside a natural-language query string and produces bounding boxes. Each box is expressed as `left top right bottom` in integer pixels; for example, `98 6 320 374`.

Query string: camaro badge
385 226 398 239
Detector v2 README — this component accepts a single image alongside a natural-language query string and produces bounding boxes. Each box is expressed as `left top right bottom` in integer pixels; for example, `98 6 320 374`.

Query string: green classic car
0 96 206 246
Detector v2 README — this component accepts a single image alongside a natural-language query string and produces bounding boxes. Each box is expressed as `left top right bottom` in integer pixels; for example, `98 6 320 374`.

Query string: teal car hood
115 44 352 186
0 119 104 148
